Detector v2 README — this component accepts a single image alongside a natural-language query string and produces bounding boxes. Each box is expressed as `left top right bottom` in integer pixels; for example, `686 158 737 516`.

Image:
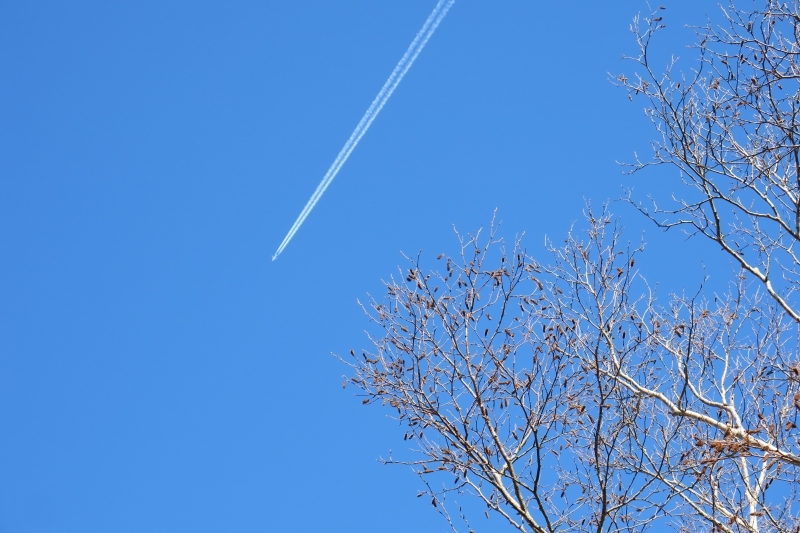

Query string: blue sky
1 1 728 531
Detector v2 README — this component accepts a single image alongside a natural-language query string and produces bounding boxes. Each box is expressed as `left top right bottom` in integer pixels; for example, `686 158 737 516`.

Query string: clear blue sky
1 1 726 531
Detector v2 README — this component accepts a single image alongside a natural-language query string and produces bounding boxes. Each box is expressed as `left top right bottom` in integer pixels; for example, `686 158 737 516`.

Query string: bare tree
339 2 800 532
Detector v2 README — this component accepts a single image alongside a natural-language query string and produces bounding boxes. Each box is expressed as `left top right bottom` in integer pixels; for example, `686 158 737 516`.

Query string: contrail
272 0 456 260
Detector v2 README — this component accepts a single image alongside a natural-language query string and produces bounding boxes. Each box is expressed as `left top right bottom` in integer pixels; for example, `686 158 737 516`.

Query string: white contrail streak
272 0 456 260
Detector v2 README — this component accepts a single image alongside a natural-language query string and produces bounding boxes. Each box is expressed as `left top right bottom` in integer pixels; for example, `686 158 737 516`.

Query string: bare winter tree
340 2 800 532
